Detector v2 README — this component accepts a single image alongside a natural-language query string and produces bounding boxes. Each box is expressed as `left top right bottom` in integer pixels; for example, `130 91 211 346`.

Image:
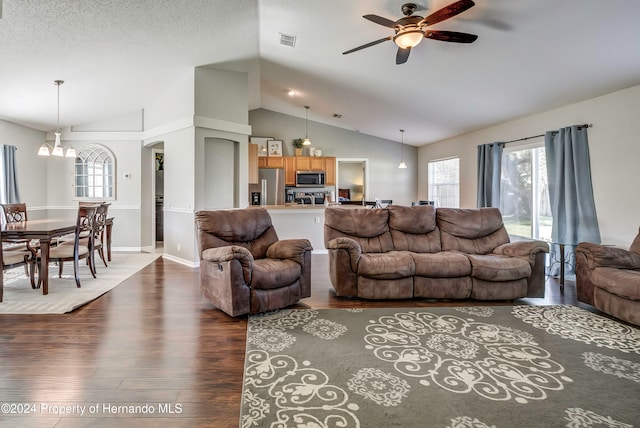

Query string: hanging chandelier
398 129 407 169
303 105 311 145
38 80 76 158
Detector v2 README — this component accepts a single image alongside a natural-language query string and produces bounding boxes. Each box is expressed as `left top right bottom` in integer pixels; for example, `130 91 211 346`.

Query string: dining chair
95 203 110 267
1 203 30 249
1 203 28 223
1 234 35 302
0 203 38 281
42 205 98 288
77 202 110 268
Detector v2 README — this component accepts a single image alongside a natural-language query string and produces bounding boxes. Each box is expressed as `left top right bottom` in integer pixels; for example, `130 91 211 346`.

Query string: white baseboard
162 253 199 268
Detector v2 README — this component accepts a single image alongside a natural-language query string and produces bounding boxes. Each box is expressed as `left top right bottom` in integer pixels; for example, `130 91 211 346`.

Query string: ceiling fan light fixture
344 0 477 64
394 29 424 49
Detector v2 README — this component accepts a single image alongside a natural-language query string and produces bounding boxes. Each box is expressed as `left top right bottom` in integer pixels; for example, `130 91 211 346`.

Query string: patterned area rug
241 305 640 428
0 253 160 314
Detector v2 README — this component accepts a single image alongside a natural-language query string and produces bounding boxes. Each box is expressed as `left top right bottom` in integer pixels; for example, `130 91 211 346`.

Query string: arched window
74 144 115 199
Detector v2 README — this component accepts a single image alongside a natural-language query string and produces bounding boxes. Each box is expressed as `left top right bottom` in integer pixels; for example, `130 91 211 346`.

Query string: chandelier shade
38 80 76 158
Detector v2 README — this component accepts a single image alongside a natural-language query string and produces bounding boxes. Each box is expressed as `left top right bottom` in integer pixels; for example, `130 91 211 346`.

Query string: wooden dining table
1 217 114 296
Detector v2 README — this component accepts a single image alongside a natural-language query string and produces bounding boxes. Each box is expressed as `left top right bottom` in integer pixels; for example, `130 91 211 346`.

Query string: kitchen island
250 203 348 252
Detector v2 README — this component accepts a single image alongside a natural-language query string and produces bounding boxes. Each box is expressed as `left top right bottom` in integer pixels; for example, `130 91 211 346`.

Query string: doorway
151 146 164 252
336 158 368 203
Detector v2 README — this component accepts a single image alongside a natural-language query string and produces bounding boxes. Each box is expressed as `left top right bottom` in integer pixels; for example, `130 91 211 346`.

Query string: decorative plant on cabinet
292 138 304 156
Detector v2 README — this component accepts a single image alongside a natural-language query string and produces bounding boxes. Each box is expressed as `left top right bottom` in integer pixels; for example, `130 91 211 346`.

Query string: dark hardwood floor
0 253 598 428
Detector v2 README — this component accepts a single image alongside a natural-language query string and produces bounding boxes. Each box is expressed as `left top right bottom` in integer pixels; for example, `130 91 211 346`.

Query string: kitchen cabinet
324 156 336 185
259 156 284 168
288 156 324 171
269 155 336 186
295 156 311 171
248 143 259 184
310 157 324 170
284 156 296 185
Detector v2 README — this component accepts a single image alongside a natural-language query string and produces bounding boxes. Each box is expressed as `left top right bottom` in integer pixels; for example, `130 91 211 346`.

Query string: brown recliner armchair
195 208 313 316
575 228 640 326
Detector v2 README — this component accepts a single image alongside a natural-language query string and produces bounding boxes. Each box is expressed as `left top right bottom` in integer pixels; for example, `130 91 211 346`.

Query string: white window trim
73 143 117 201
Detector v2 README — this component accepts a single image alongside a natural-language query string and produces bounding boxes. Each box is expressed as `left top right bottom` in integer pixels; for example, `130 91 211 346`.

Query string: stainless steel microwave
296 171 325 187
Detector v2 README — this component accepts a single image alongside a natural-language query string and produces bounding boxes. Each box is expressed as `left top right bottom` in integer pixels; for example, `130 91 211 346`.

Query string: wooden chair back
1 203 28 223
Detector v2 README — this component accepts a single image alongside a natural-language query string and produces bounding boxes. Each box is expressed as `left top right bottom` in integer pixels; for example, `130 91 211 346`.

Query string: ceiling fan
343 0 478 65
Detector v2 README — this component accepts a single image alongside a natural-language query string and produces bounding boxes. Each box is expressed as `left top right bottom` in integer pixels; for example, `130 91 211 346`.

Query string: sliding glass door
500 143 551 240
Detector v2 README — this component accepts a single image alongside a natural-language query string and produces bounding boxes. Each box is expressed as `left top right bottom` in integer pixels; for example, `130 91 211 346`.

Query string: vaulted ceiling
1 0 639 146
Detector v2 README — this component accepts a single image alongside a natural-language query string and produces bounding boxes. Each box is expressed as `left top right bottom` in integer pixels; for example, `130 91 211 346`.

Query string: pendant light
398 129 407 169
38 80 76 158
303 105 311 145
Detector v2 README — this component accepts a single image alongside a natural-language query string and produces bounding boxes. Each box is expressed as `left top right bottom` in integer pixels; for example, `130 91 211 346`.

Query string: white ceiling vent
279 33 296 48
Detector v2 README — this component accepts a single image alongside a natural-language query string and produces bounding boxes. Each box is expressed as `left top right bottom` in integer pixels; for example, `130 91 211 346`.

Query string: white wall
195 68 249 124
418 84 640 248
249 109 418 206
204 138 237 209
157 126 196 261
43 136 144 249
143 69 195 130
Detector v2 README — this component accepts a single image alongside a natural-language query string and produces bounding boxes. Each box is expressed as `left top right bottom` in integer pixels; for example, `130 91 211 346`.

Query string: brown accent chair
195 208 313 317
575 228 640 326
324 205 548 301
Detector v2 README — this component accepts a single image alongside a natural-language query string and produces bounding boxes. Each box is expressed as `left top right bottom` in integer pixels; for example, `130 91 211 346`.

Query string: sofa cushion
195 208 279 259
388 205 441 253
593 287 640 326
471 278 529 300
251 258 301 290
357 251 415 279
358 277 413 299
591 267 640 301
411 251 471 277
437 208 510 254
414 276 472 299
467 254 532 281
325 207 393 253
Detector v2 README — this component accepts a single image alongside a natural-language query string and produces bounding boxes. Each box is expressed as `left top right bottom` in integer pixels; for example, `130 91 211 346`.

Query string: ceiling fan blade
363 14 397 28
343 36 393 55
396 47 411 65
421 0 475 27
425 30 478 43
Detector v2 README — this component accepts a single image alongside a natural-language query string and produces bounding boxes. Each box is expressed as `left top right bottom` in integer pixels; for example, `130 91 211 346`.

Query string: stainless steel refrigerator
249 168 285 205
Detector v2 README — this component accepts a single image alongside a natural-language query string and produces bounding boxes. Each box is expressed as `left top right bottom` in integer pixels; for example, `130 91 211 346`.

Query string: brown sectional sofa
324 205 548 300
